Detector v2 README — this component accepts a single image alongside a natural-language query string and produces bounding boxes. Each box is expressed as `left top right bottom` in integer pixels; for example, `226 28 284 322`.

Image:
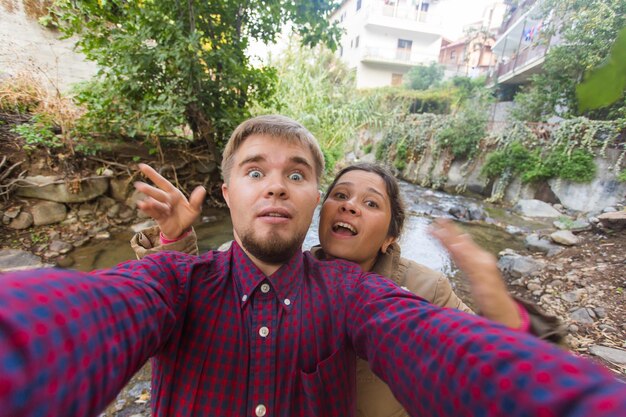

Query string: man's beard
239 227 305 264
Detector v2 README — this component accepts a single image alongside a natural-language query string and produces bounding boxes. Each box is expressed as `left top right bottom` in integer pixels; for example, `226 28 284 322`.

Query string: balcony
361 47 437 67
363 0 442 37
492 43 547 84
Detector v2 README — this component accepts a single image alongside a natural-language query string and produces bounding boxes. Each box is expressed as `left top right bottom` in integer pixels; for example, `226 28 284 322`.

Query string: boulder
0 249 45 271
514 199 561 218
126 189 147 210
524 234 564 256
588 345 626 365
31 201 67 226
570 307 595 324
8 212 33 230
15 175 109 203
48 240 73 254
553 218 591 232
110 177 132 202
550 230 579 246
597 211 626 231
497 254 545 278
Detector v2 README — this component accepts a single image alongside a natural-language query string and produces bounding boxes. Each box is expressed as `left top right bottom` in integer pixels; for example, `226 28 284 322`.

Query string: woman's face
319 170 395 271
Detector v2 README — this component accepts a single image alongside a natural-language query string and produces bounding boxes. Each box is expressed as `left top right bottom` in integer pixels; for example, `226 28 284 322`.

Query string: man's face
222 134 320 265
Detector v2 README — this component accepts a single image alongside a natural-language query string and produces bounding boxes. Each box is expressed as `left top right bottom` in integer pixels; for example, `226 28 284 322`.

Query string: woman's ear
380 236 396 254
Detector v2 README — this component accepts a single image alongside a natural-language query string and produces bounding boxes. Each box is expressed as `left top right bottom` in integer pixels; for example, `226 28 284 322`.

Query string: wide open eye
247 169 263 179
289 172 304 181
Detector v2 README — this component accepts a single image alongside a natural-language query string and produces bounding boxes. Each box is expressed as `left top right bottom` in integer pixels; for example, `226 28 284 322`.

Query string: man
0 115 625 417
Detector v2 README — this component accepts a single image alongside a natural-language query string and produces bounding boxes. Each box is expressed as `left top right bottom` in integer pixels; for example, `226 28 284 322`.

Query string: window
450 51 456 60
398 39 413 49
421 2 429 12
355 36 360 48
356 0 362 11
391 73 404 86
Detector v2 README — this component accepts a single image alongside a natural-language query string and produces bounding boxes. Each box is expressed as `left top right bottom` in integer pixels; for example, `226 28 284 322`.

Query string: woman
132 162 562 417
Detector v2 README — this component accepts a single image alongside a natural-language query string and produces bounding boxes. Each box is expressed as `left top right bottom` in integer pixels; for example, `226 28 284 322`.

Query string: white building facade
331 0 444 88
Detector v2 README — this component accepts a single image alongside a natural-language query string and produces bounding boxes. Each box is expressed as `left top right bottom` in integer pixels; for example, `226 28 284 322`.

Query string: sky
437 0 501 40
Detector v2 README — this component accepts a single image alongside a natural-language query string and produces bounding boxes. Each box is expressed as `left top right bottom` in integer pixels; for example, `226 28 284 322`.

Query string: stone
448 206 467 220
467 207 486 221
48 240 73 254
553 219 591 232
524 234 564 256
0 249 44 272
4 206 21 219
550 230 579 246
56 255 75 268
514 199 561 218
31 201 67 226
602 206 617 213
128 382 151 398
549 279 564 287
110 178 132 202
359 153 376 164
8 212 33 230
15 175 109 203
497 254 545 278
588 345 626 365
597 211 626 231
561 289 584 303
505 225 524 235
73 236 90 247
107 204 121 218
102 168 114 177
97 196 117 210
599 324 616 332
95 231 111 240
570 307 594 324
126 189 147 210
131 220 157 233
594 307 607 318
118 207 135 221
527 283 542 291
568 324 579 333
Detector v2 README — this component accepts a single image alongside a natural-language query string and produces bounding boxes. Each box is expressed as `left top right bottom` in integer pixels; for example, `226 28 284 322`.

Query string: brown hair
322 163 405 238
221 115 325 184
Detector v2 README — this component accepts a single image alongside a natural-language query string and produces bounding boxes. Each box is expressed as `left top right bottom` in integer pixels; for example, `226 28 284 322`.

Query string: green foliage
512 0 626 121
254 43 388 175
482 118 624 192
404 62 445 91
52 0 341 154
370 86 456 114
577 27 626 112
618 169 626 182
11 116 62 149
363 143 373 154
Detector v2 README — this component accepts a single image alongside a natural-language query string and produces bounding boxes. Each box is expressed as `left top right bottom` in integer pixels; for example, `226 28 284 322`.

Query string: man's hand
430 218 522 329
134 163 206 240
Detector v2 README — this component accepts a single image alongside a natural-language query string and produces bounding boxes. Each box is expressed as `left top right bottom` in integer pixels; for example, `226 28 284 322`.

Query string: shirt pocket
299 348 355 416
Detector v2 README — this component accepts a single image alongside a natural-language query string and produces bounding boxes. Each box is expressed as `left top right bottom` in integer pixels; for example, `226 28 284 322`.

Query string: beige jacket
131 228 563 417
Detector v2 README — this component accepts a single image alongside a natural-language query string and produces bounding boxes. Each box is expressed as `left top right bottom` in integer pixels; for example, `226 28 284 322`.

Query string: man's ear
222 183 230 208
380 236 396 254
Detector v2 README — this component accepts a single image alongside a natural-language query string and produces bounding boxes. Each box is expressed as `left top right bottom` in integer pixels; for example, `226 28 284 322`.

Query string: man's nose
264 176 288 199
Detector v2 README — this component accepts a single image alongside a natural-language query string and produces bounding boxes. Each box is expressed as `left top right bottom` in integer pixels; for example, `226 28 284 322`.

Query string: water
72 181 531 302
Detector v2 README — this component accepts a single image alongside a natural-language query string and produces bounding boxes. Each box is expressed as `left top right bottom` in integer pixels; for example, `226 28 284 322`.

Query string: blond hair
221 115 325 184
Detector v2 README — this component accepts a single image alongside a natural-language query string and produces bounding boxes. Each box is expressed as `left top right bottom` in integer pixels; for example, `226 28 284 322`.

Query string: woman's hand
134 163 206 240
430 218 522 329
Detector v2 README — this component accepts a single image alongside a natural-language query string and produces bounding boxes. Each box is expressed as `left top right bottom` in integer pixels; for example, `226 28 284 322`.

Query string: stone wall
0 0 97 92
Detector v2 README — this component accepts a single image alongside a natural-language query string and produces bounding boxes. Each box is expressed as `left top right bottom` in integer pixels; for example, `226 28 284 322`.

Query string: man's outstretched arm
347 273 626 417
0 252 193 417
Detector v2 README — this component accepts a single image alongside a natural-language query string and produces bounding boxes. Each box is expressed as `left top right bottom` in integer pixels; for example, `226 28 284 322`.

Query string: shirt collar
230 240 303 312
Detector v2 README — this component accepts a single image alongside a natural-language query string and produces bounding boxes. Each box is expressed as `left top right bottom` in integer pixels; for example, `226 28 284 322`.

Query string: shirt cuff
160 228 192 245
516 301 531 333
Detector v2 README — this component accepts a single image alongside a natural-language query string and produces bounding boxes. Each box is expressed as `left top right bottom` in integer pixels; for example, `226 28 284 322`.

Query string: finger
134 181 172 205
138 163 176 192
136 198 171 219
188 186 206 212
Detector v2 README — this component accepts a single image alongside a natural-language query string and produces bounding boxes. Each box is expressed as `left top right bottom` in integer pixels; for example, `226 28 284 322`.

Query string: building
488 0 552 88
330 0 445 88
438 1 507 79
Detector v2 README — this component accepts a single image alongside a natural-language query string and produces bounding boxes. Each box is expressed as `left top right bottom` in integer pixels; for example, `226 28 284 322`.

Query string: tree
404 62 444 91
52 0 341 161
511 0 626 121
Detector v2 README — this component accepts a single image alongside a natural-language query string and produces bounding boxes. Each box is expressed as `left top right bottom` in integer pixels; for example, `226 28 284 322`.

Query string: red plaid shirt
1 241 625 417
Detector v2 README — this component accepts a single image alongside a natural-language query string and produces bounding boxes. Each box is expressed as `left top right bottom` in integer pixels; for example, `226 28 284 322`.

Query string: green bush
11 116 62 149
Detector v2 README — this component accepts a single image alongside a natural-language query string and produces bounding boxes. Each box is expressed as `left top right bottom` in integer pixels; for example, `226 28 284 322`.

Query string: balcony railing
491 43 548 83
367 0 431 23
362 47 436 65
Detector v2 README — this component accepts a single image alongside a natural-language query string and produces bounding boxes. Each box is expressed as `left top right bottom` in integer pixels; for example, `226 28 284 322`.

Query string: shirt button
255 404 267 416
259 326 269 338
260 283 270 293
242 294 248 302
284 298 291 306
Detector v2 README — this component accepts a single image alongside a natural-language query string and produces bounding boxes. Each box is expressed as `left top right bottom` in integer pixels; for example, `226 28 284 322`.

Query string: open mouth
332 222 357 236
